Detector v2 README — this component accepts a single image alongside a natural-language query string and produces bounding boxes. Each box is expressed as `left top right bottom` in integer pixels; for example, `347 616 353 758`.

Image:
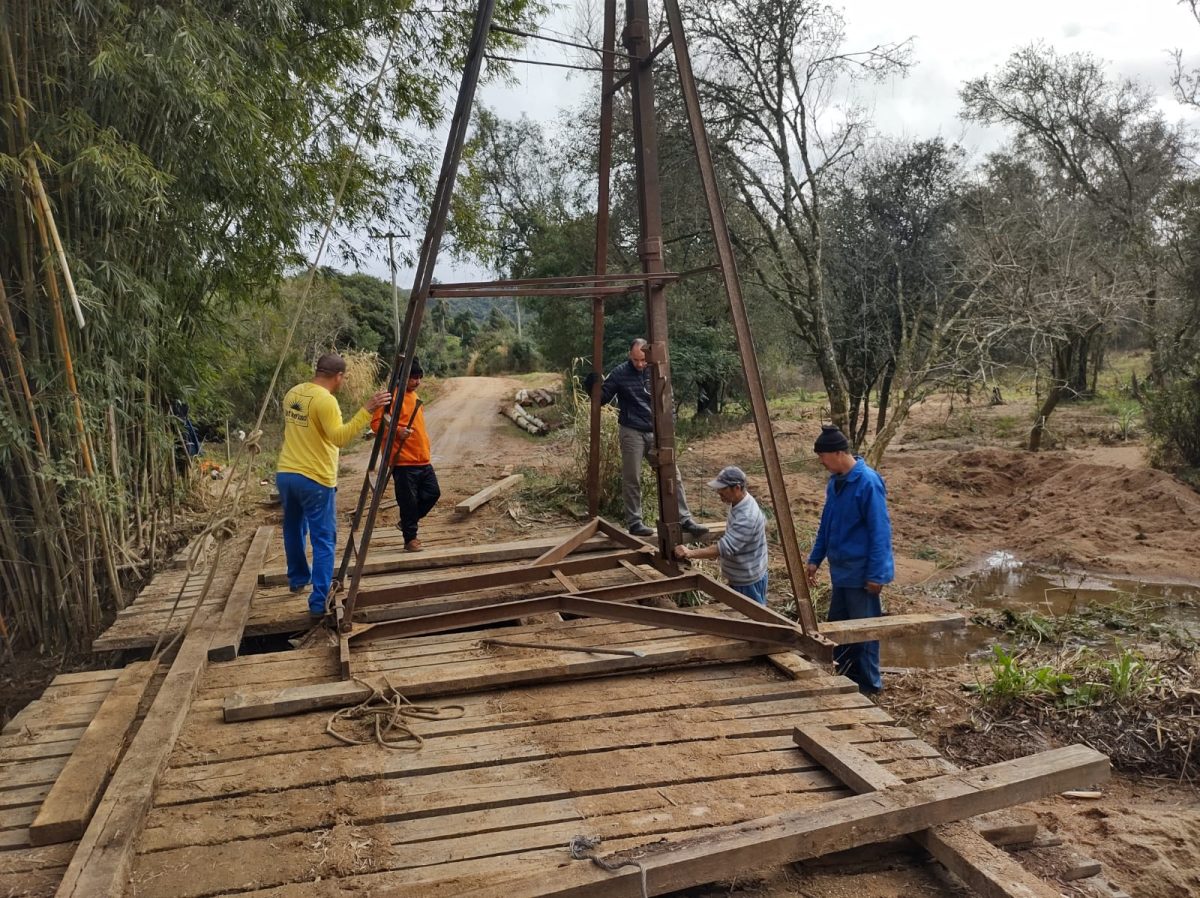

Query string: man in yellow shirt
371 357 439 552
277 352 390 617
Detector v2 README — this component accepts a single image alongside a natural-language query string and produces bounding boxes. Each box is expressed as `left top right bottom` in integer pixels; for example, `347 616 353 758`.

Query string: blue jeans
829 585 883 692
730 574 768 605
277 473 337 615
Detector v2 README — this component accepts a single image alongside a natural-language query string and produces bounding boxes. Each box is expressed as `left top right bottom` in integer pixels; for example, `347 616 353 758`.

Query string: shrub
1144 371 1200 470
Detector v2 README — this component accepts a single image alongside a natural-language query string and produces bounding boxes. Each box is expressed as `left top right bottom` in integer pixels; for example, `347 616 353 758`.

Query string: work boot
404 538 423 552
288 581 310 595
681 520 710 539
628 523 654 537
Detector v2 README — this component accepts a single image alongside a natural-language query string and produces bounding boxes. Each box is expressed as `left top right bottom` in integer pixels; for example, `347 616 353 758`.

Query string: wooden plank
793 725 1070 898
766 652 822 681
224 635 780 721
452 745 1110 898
28 661 156 846
54 574 228 898
818 612 966 644
207 527 275 662
454 473 525 514
530 518 599 565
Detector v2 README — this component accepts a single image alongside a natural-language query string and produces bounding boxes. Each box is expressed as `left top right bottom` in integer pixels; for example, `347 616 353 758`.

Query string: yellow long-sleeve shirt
277 382 370 487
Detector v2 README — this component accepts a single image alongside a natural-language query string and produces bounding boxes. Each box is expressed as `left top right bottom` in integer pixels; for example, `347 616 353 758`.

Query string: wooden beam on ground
455 473 524 515
55 606 223 898
352 548 649 609
207 526 275 662
28 661 156 846
818 612 965 645
531 518 599 566
793 724 1069 898
453 745 1109 898
223 635 778 722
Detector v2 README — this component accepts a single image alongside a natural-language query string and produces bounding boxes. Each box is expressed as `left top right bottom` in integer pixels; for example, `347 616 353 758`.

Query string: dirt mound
886 448 1200 580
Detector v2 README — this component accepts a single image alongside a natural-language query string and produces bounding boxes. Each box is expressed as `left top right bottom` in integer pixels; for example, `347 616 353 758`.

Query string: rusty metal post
587 0 618 518
625 0 681 559
661 0 819 634
340 0 500 628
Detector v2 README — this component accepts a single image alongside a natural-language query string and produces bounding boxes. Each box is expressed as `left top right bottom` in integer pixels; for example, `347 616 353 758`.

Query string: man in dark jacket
584 338 708 538
805 424 894 694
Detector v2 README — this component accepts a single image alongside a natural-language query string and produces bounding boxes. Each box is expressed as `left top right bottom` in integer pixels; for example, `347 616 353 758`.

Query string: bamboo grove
0 0 537 650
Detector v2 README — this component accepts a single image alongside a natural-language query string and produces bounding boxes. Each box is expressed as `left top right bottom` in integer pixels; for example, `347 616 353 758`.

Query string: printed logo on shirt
284 392 312 428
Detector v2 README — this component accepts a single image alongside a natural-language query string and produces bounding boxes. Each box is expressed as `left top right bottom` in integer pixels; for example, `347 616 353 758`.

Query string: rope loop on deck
326 677 465 751
568 835 649 898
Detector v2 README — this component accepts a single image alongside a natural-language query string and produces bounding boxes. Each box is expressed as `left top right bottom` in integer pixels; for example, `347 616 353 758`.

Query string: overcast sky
350 0 1200 284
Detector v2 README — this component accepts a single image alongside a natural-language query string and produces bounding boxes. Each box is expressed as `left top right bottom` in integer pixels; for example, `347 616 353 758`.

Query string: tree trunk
1028 384 1068 452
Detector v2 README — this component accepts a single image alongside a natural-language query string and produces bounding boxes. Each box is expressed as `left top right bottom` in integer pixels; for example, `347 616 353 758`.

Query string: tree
961 45 1192 384
0 0 540 648
957 153 1133 451
823 139 984 462
684 0 911 435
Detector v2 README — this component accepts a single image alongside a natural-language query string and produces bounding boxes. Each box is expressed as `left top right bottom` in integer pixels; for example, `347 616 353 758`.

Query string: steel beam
663 0 819 634
530 518 601 566
559 595 800 648
351 548 650 609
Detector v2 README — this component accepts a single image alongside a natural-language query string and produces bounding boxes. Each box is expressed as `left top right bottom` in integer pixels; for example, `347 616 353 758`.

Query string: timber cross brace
323 0 823 638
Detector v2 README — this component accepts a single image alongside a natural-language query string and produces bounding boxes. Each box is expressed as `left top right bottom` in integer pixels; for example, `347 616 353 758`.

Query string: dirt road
424 375 530 466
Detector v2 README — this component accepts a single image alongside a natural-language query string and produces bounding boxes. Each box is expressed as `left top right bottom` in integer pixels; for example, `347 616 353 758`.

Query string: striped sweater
718 493 768 585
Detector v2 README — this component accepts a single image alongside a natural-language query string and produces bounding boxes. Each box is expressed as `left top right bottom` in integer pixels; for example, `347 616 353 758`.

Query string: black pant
391 465 440 542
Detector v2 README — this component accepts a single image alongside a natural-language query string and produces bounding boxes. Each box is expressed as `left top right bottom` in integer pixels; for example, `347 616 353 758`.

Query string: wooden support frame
794 724 1067 898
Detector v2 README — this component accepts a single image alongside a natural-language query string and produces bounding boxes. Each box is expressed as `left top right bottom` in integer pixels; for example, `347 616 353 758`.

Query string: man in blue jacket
584 338 709 539
805 424 894 694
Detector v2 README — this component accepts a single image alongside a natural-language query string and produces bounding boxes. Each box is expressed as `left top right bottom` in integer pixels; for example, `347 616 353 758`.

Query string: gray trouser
618 425 692 528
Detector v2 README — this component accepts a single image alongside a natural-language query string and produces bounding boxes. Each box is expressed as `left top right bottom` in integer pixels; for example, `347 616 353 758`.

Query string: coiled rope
568 835 649 898
326 677 465 750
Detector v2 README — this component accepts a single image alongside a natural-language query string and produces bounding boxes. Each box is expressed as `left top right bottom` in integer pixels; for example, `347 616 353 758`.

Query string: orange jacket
370 388 431 467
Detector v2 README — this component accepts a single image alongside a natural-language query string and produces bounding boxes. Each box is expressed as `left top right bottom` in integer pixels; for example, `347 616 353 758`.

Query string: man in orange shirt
371 358 440 552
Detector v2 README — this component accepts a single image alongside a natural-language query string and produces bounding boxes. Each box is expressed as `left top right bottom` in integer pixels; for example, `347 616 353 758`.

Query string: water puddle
880 553 1200 670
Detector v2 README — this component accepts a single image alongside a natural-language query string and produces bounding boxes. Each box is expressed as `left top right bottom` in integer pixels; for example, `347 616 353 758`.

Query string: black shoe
681 520 710 538
629 523 654 537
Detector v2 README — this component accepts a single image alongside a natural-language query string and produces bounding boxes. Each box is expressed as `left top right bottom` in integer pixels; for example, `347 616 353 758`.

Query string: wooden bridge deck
128 632 937 897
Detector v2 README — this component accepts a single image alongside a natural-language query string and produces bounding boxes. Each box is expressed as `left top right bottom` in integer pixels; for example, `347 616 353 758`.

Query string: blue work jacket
808 457 895 588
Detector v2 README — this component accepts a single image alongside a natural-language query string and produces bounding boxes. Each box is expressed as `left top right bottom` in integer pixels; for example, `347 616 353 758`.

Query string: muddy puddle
881 552 1200 670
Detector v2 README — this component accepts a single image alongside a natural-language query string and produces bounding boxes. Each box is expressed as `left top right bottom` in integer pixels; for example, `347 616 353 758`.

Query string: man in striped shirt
673 466 768 604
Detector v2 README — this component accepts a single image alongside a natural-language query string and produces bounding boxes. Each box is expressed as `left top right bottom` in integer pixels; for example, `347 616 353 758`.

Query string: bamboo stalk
0 274 44 453
27 159 85 328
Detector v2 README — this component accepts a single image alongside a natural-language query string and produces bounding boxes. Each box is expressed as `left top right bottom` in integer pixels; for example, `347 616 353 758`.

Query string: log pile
515 387 557 407
502 403 548 435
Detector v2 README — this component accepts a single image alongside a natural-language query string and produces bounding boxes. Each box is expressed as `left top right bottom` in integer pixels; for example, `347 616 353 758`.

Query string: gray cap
707 465 747 490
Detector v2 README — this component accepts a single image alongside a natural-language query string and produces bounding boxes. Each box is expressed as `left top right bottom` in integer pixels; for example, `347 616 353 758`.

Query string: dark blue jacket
599 359 653 432
808 457 894 588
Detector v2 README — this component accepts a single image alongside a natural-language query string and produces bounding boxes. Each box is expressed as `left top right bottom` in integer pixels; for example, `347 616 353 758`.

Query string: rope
568 835 649 898
326 677 465 750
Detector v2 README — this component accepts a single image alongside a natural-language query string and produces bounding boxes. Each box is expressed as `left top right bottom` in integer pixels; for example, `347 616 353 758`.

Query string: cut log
455 474 524 515
28 661 156 846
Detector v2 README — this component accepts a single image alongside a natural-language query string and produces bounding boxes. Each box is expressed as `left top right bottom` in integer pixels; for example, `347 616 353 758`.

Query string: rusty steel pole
587 0 618 518
340 0 500 627
661 0 819 633
625 0 682 558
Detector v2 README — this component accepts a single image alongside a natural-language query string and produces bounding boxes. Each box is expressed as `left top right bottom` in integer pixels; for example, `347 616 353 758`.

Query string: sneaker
681 520 710 538
288 582 310 595
404 538 423 552
628 523 654 537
